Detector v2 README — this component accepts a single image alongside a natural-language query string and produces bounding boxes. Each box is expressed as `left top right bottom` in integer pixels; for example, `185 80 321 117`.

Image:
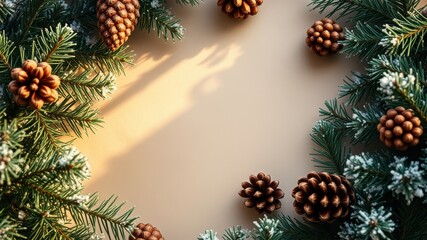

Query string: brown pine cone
292 172 355 222
238 172 284 214
7 60 60 110
97 0 140 51
217 0 263 20
377 106 423 151
306 18 345 56
129 223 164 240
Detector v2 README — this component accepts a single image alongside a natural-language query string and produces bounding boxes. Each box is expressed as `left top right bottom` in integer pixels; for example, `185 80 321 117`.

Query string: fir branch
0 1 14 24
68 194 137 240
59 70 117 103
343 152 391 189
311 120 346 174
66 42 133 76
319 99 352 129
382 11 427 56
346 104 383 144
309 0 402 24
139 0 185 41
35 23 76 64
0 216 25 239
339 72 378 105
45 97 103 138
0 31 14 73
24 110 65 155
275 214 338 240
368 55 424 83
392 198 427 239
342 23 386 61
11 0 55 45
223 226 250 240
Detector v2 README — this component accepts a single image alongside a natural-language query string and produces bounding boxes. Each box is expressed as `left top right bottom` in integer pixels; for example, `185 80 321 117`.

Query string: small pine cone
217 0 263 20
238 172 284 214
97 0 140 51
377 106 423 151
292 172 355 222
306 18 345 56
8 60 60 110
129 223 164 240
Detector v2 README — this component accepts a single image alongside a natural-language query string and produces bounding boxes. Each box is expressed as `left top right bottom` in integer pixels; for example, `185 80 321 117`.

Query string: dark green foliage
139 0 185 41
342 23 386 61
311 120 346 174
275 214 339 240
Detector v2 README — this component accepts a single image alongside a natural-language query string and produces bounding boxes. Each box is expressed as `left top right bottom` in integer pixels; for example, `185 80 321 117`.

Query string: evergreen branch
311 120 345 174
35 23 76 64
275 214 338 240
24 110 65 155
19 149 90 188
45 97 103 138
139 0 185 41
339 72 378 105
392 198 427 239
0 214 25 239
175 0 201 6
0 1 14 23
368 55 425 83
12 0 54 45
69 194 137 240
319 99 352 129
400 0 421 13
0 31 15 73
343 152 391 189
67 41 133 76
60 70 117 103
342 23 386 60
223 226 250 240
369 55 427 122
382 11 427 56
29 214 73 240
346 104 383 144
309 0 402 23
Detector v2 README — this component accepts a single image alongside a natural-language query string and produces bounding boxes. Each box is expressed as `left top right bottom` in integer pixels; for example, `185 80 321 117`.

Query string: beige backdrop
74 1 363 239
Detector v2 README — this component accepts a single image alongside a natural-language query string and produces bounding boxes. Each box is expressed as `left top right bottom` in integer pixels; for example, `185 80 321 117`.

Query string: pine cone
96 0 140 51
7 60 60 110
377 106 423 151
238 172 284 214
292 172 355 222
129 223 164 240
217 0 263 20
306 18 345 56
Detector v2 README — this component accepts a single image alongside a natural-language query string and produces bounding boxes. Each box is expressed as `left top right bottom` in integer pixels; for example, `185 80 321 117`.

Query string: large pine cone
377 106 423 151
217 0 263 20
96 0 140 51
129 223 164 240
306 18 345 56
7 60 60 110
238 172 284 214
292 172 355 222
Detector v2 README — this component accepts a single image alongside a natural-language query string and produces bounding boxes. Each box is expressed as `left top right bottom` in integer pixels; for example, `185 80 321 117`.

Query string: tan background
74 1 363 239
